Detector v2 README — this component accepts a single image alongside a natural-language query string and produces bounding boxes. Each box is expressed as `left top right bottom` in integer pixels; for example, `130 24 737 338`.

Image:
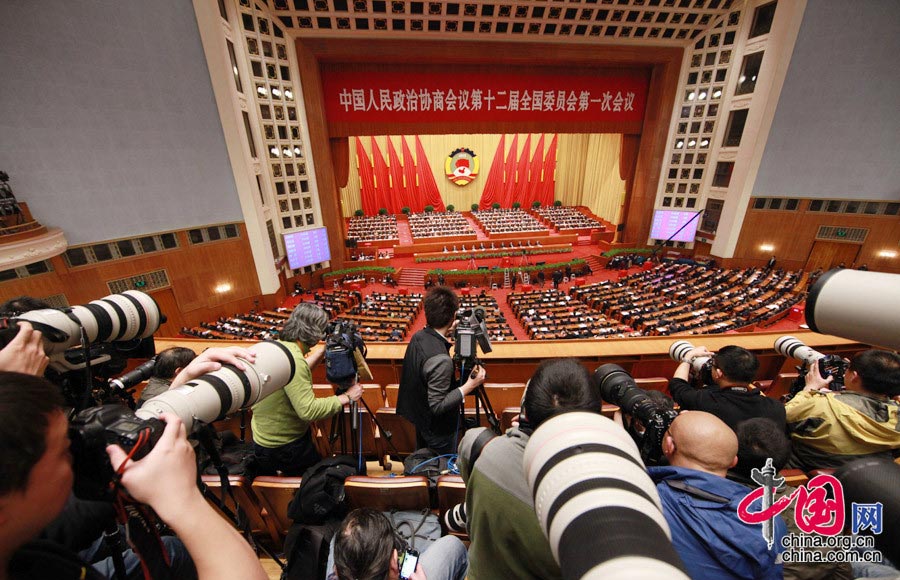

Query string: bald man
649 412 787 580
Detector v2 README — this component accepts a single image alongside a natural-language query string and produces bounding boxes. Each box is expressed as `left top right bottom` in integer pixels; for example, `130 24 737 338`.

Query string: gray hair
281 303 329 347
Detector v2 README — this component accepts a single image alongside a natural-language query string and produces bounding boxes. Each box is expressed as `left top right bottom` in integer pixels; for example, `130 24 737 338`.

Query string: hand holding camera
169 346 257 389
803 360 835 393
460 365 486 396
105 413 199 523
0 321 49 376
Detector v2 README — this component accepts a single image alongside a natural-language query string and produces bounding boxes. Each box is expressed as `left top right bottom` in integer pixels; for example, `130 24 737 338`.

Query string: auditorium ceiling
267 0 738 46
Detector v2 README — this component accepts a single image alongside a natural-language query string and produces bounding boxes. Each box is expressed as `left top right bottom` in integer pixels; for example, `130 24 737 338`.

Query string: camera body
594 364 677 465
324 320 366 391
69 404 164 500
454 307 492 364
774 336 848 398
669 340 715 385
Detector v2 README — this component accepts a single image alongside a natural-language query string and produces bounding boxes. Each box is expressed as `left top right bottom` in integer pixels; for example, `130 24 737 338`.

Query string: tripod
455 357 501 435
329 384 402 470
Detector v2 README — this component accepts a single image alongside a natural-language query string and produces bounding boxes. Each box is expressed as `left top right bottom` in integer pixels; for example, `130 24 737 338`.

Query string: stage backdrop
340 133 625 224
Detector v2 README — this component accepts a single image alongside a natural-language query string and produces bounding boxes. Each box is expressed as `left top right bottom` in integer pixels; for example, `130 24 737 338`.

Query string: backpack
280 521 339 580
403 448 451 487
288 455 361 524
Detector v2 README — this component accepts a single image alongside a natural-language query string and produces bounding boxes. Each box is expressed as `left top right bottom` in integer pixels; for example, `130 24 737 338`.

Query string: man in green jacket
458 358 602 580
251 303 362 476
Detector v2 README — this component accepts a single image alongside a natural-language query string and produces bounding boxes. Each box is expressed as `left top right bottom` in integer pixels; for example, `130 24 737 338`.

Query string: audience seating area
458 291 515 341
569 264 805 337
347 214 399 242
408 211 475 239
336 291 423 342
509 288 635 339
471 208 547 234
534 206 604 231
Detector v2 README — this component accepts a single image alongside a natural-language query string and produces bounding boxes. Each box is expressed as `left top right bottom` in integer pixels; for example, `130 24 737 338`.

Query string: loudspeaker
345 238 358 248
616 223 626 232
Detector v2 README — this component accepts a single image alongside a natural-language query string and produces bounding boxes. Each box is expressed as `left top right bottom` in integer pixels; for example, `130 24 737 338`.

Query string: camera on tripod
594 364 678 465
453 307 492 365
324 319 367 391
669 340 715 385
774 336 848 399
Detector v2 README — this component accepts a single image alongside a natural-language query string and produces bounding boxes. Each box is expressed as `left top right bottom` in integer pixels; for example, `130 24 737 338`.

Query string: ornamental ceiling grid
264 0 736 45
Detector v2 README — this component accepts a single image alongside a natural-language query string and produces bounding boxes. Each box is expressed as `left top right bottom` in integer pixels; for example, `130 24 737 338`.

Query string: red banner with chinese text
323 71 648 124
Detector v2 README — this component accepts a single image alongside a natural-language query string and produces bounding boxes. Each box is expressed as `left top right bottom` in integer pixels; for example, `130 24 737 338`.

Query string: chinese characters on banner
322 71 649 124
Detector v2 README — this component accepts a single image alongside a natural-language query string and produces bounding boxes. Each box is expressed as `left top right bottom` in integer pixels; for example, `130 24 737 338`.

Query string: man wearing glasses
669 345 786 432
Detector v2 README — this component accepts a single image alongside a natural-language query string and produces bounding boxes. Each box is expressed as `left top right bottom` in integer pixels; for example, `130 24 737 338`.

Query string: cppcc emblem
445 147 479 186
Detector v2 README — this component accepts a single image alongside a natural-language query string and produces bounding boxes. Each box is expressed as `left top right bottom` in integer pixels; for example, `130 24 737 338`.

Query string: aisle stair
398 267 427 286
584 255 604 273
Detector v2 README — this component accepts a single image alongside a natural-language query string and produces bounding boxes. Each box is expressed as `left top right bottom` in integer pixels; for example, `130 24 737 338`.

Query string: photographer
250 303 363 476
328 508 467 580
0 369 266 580
396 287 486 455
137 347 196 407
669 345 786 432
649 412 786 580
785 349 900 470
458 359 600 580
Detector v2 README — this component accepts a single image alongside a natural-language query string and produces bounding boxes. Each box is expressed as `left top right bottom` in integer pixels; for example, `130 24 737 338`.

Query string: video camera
453 307 492 365
669 340 715 385
324 319 367 391
774 336 848 399
594 364 678 465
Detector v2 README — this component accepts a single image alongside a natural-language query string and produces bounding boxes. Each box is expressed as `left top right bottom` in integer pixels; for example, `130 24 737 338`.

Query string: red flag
355 137 378 215
370 137 391 214
414 136 445 212
401 137 419 212
478 135 506 210
502 134 519 207
540 134 558 206
386 136 405 214
526 134 545 207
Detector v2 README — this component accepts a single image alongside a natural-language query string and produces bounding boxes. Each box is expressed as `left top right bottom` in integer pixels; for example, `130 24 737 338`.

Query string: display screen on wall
650 210 702 242
284 227 330 269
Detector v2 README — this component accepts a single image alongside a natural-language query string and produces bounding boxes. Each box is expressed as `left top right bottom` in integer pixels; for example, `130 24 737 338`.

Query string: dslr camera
594 364 678 465
775 336 848 399
324 320 366 391
669 340 715 385
71 340 300 500
0 291 162 409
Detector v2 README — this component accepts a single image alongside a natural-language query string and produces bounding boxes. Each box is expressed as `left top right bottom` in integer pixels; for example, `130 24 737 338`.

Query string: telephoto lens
17 290 164 355
137 340 296 431
806 269 900 350
443 502 468 534
523 412 688 580
774 336 823 366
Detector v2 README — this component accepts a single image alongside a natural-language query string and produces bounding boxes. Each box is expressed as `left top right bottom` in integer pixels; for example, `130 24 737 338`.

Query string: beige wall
340 133 625 222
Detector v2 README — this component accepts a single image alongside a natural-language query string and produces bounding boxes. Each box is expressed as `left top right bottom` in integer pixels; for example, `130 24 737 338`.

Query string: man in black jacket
396 287 486 454
668 344 786 432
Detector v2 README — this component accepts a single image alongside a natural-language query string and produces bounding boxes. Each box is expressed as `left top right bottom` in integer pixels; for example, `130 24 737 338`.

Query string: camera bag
280 520 340 580
288 455 360 524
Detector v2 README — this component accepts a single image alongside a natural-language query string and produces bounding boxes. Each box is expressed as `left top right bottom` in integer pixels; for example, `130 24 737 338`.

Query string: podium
788 304 805 322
